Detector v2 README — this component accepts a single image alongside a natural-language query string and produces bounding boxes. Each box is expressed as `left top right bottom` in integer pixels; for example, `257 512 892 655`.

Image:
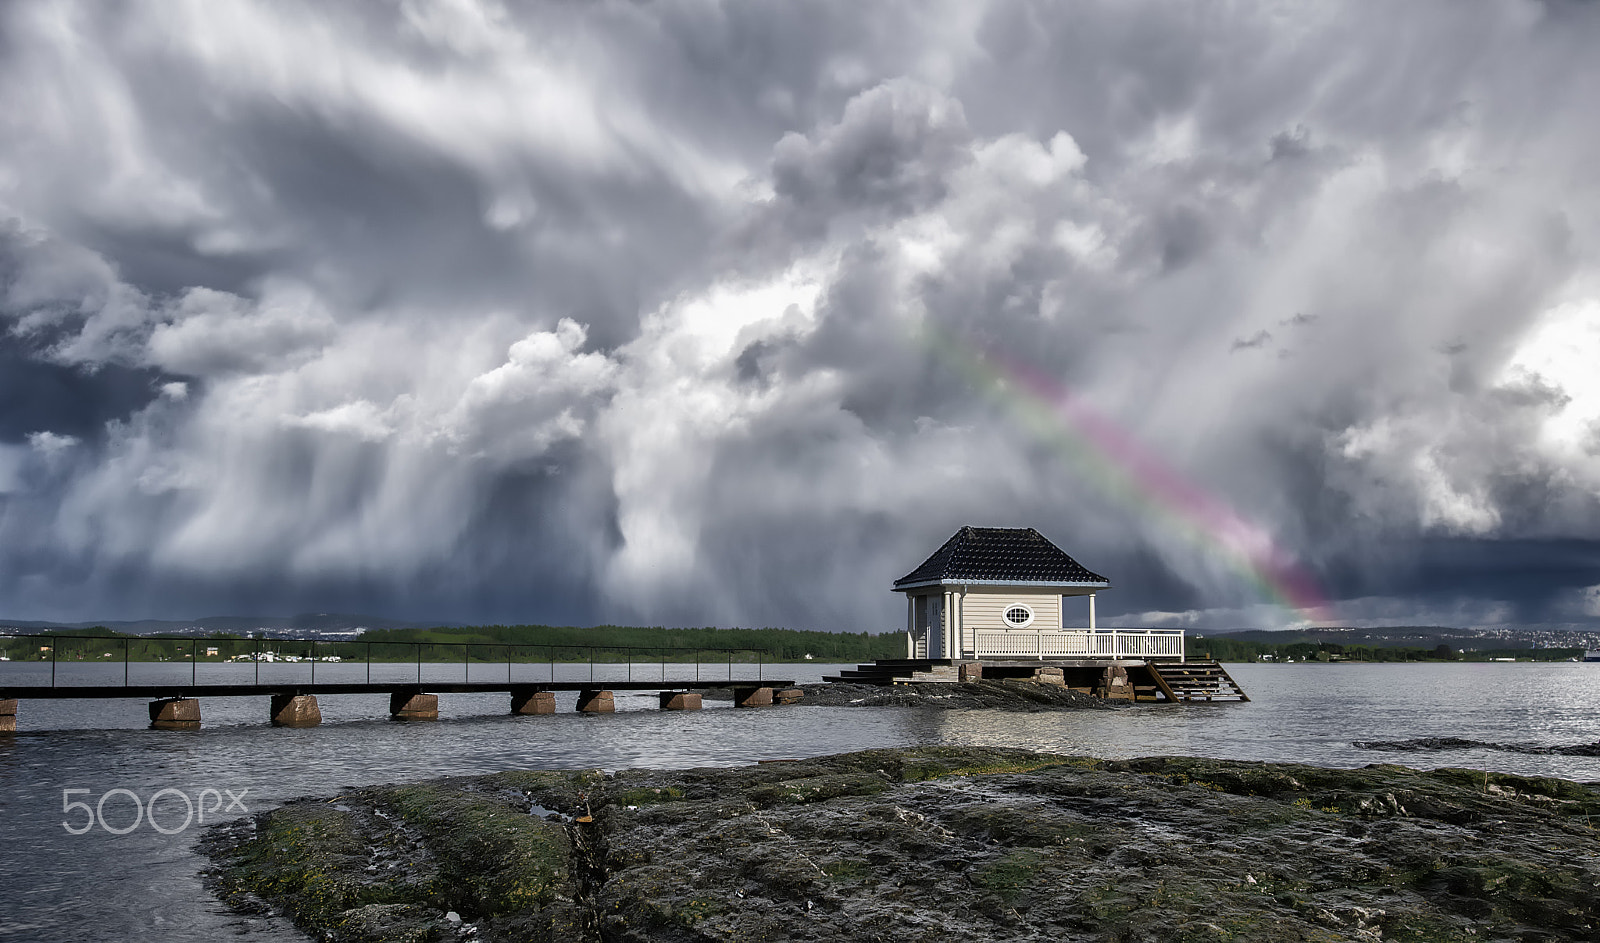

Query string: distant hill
1202 625 1600 651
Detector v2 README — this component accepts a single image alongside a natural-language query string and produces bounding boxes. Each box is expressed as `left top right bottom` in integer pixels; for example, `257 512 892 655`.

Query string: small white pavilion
893 526 1182 662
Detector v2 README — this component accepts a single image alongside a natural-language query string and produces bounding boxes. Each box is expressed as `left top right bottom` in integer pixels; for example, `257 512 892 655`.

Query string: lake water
4 661 1600 942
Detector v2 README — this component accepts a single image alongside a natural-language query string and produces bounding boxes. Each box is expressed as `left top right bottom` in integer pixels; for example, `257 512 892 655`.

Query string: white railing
972 628 1185 661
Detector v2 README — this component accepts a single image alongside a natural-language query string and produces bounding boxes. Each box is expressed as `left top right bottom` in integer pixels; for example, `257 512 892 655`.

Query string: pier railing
971 627 1185 661
0 632 772 690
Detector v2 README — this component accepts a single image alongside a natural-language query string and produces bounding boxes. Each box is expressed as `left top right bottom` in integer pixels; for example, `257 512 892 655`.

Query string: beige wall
906 585 1099 658
960 586 1064 653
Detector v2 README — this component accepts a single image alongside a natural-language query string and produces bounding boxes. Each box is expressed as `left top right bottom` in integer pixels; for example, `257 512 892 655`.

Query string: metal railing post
311 639 316 685
124 637 130 687
192 637 197 686
51 637 57 687
416 643 421 683
254 638 260 685
366 641 371 684
507 645 512 684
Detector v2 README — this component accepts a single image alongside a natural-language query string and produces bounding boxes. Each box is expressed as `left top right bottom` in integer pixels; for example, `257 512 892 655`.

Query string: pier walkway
0 632 798 729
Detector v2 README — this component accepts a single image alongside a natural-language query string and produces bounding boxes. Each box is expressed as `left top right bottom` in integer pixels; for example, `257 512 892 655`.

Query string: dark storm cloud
3 0 1600 631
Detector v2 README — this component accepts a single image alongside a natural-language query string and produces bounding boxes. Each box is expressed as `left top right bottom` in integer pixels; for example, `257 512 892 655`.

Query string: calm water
4 661 1600 942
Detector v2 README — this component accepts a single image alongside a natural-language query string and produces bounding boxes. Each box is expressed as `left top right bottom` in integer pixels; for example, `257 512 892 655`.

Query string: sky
3 0 1600 633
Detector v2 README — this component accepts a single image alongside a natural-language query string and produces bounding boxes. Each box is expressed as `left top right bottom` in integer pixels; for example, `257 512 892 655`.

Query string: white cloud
5 0 1600 627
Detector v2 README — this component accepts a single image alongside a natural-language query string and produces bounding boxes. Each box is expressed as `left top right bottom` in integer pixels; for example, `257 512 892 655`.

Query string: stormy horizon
4 1 1600 634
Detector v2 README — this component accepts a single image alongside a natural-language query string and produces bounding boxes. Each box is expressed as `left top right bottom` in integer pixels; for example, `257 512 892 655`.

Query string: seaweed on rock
204 747 1600 942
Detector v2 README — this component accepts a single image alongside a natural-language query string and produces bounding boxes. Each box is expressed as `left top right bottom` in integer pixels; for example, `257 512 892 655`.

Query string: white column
1089 593 1096 631
934 592 947 659
906 594 914 657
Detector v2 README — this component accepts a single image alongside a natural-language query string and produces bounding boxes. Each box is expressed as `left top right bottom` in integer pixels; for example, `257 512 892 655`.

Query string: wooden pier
0 631 797 731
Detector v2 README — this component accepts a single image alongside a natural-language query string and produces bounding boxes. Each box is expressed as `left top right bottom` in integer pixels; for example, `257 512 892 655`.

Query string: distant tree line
0 624 902 664
358 624 902 662
1191 636 1586 664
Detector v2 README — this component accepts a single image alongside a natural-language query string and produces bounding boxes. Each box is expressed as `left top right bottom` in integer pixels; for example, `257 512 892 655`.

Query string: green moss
974 849 1046 902
379 784 572 916
746 772 889 805
614 785 687 806
821 859 872 882
224 804 426 925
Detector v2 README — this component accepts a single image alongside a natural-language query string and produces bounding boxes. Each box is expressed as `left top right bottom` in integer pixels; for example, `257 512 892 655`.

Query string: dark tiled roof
893 526 1109 588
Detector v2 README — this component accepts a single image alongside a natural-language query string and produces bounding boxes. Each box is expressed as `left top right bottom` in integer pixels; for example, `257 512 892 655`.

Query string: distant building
893 526 1110 660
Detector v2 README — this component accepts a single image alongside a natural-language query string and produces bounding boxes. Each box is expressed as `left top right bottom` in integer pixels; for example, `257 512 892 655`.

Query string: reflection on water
4 661 1600 942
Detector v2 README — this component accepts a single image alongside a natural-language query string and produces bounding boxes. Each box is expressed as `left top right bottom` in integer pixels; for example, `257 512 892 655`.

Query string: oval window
1003 605 1034 628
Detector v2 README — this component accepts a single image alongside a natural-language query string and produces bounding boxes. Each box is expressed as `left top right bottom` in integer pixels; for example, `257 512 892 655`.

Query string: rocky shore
204 746 1600 942
709 679 1116 710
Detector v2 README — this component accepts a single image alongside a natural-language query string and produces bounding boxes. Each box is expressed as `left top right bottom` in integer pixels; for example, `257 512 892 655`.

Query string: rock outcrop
204 747 1600 942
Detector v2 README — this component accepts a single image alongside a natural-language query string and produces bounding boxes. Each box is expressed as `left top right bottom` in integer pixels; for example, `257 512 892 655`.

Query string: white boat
1584 650 1600 662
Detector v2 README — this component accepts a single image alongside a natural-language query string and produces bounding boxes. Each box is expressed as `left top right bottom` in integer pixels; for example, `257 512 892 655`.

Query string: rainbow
924 326 1332 623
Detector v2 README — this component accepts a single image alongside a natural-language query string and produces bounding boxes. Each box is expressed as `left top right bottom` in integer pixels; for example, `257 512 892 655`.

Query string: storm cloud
4 0 1600 631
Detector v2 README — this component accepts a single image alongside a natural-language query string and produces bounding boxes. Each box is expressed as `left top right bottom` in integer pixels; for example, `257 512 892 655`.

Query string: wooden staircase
1146 660 1249 702
823 659 958 684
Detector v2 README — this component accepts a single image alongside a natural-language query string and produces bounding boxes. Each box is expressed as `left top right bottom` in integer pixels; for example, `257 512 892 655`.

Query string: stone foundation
1100 665 1133 701
0 698 15 733
149 697 202 730
270 694 322 727
577 689 615 713
734 686 773 708
1032 667 1066 686
959 662 984 682
389 692 439 721
773 687 804 705
658 691 702 711
511 690 557 715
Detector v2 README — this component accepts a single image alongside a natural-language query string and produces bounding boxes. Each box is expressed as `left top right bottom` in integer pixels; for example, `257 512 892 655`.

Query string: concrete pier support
511 690 556 715
576 689 614 713
270 694 322 727
733 686 773 708
0 698 15 733
773 687 804 705
149 697 201 730
959 662 984 682
389 692 439 721
658 691 701 711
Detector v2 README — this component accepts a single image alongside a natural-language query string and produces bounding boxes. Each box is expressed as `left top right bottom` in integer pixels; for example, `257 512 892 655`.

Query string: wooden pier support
658 691 702 711
389 692 439 721
733 686 773 708
149 697 201 730
577 689 614 713
270 694 322 727
511 690 556 715
0 698 15 733
774 687 804 705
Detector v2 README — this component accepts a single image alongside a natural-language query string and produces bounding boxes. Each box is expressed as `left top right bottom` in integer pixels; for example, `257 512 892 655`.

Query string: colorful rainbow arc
923 326 1332 624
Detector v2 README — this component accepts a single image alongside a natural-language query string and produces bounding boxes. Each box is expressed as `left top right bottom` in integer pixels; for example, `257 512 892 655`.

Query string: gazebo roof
892 526 1110 591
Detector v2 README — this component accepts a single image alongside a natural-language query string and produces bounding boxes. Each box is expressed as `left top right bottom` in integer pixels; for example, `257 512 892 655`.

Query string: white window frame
1002 603 1035 629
